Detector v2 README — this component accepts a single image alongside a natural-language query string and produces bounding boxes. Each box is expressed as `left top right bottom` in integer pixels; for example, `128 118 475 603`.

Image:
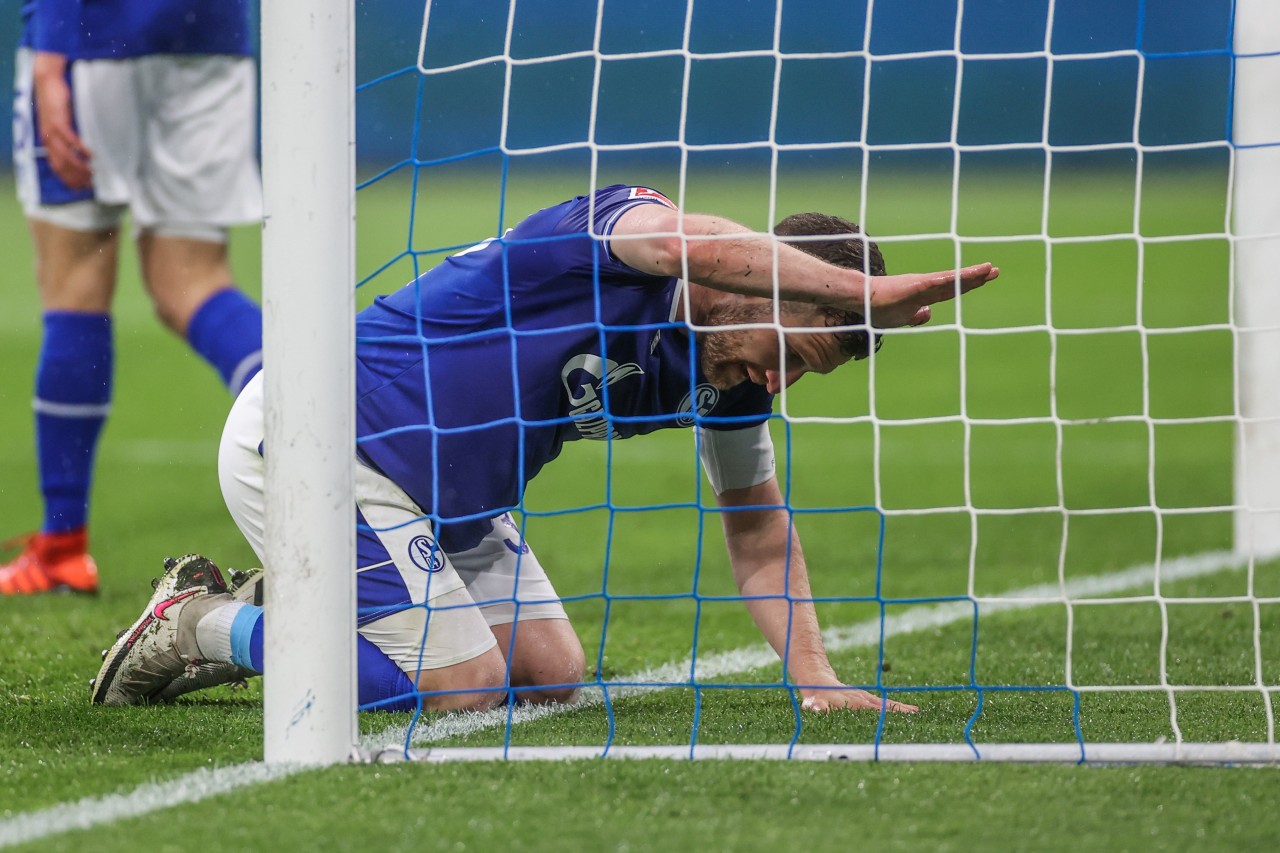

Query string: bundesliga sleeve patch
627 187 676 209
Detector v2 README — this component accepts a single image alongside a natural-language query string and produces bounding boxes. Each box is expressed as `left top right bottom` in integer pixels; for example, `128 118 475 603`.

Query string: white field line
365 549 1247 752
0 763 303 849
0 549 1247 846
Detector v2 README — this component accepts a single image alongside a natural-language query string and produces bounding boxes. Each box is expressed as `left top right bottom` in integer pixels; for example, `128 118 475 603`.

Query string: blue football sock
358 635 420 712
229 603 265 672
35 312 112 534
187 288 262 394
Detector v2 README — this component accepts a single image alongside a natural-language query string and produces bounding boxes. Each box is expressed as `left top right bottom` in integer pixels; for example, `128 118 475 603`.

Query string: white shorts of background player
14 49 262 240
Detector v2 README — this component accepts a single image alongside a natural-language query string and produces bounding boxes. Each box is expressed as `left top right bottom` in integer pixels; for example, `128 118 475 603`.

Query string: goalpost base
366 742 1280 766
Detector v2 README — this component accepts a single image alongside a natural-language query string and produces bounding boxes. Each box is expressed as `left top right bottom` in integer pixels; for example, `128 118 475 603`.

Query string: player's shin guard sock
193 600 263 671
187 288 263 395
194 599 248 664
35 312 113 534
357 635 419 712
228 603 264 671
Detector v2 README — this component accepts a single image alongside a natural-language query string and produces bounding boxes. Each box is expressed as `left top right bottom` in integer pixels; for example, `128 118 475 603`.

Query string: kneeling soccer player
92 185 998 713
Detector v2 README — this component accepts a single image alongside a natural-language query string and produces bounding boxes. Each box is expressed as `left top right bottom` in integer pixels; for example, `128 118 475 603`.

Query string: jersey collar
669 279 687 323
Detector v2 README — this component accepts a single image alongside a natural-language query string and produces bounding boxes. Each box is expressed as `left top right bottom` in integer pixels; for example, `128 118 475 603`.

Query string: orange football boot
0 529 100 595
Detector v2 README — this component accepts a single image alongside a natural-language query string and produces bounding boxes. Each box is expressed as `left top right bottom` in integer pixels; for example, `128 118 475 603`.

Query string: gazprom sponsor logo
676 383 720 427
561 353 644 440
408 535 446 573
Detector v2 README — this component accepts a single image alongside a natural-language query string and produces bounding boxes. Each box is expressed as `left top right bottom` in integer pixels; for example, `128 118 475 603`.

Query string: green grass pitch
2 164 1279 851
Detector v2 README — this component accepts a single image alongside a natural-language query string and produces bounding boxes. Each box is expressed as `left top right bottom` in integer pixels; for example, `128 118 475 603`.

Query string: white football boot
154 566 264 702
91 554 233 706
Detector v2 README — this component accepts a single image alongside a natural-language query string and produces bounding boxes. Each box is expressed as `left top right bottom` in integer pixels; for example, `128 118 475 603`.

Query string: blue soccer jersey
355 185 774 553
21 0 251 59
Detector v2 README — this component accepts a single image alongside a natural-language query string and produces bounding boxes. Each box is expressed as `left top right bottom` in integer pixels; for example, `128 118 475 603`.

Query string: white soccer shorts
13 49 262 240
218 372 568 676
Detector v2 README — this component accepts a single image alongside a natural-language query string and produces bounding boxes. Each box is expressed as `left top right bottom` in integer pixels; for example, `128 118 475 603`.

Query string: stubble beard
696 301 766 390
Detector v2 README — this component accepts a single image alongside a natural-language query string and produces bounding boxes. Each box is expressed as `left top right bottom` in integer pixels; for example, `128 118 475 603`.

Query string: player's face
699 300 851 393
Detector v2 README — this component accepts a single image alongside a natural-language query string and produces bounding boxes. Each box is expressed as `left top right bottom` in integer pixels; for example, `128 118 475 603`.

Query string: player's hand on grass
33 51 94 190
800 685 919 714
864 262 999 328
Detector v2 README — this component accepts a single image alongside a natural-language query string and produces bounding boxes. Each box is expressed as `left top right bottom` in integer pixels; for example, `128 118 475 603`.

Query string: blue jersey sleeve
29 0 81 54
24 0 251 59
551 184 678 277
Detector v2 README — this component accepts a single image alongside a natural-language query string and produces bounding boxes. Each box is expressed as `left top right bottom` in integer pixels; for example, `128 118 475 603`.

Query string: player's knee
520 678 584 706
517 633 586 706
415 647 507 712
552 640 587 698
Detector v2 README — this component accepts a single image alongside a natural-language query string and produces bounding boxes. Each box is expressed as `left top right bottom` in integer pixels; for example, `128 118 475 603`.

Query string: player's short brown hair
773 213 885 360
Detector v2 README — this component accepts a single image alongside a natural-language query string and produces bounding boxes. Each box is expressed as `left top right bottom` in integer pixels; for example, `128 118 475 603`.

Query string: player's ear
838 311 883 361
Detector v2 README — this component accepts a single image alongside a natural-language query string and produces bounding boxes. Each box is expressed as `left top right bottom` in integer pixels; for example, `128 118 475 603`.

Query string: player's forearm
613 207 867 309
680 214 867 309
32 51 70 85
737 558 840 686
724 509 840 686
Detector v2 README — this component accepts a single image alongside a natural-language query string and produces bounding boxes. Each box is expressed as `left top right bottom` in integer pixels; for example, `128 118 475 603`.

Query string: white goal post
1232 0 1280 561
260 0 357 765
258 0 1280 766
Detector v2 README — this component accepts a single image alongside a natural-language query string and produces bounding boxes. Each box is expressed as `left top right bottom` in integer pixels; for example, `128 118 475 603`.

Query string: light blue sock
229 603 265 672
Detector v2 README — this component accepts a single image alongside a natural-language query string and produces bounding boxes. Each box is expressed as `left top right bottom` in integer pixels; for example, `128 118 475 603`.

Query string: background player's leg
0 220 118 595
129 53 263 396
137 232 263 395
30 219 119 313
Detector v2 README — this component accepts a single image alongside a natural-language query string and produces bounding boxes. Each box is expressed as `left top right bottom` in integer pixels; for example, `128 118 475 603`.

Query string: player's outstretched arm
715 476 917 714
32 51 93 189
610 203 998 327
